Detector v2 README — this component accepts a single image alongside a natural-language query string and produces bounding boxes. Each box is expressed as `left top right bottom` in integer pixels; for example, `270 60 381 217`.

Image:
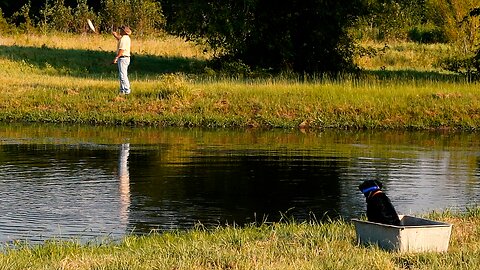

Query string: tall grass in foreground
1 210 480 269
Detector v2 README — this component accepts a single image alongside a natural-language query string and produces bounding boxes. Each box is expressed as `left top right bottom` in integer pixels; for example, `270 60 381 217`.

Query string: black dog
358 180 400 225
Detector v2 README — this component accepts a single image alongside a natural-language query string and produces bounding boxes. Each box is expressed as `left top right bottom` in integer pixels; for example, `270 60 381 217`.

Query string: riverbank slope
1 210 479 269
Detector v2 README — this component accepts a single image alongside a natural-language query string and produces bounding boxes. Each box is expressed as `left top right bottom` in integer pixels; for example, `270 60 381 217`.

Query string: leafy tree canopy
161 0 367 74
0 0 100 17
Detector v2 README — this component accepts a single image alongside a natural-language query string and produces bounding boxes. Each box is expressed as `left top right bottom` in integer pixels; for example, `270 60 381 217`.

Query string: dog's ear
358 181 369 191
358 182 363 190
373 180 383 189
359 180 378 191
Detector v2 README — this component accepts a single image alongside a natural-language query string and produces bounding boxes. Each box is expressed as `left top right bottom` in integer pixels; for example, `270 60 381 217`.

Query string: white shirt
117 35 131 57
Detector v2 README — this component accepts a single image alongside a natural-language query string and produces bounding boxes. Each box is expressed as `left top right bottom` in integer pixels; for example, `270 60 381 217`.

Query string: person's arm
113 49 124 64
112 31 122 64
112 30 121 40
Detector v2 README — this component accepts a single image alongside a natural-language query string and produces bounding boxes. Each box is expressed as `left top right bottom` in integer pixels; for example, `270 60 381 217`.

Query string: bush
10 1 35 33
162 0 366 74
99 0 165 36
72 0 98 34
5 0 165 35
98 0 131 31
438 6 480 80
0 8 9 33
40 0 74 33
408 24 447 44
130 0 165 35
355 0 427 41
424 0 479 45
440 55 480 80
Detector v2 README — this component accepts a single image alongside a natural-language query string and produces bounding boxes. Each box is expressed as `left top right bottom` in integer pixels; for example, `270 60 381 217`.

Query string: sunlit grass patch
0 33 209 59
356 41 455 72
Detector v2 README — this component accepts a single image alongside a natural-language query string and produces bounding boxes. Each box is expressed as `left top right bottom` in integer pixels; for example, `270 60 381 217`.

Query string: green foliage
73 0 98 33
408 24 447 43
162 0 366 74
353 1 480 77
99 0 132 30
40 0 74 33
424 0 479 44
439 4 480 80
439 55 480 80
356 0 427 41
3 0 165 35
205 58 256 78
130 0 166 35
355 0 480 46
98 0 165 35
0 8 9 33
10 1 35 33
161 0 255 56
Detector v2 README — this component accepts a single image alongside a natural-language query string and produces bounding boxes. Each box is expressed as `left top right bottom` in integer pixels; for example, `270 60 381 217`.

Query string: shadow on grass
0 44 468 83
0 45 207 78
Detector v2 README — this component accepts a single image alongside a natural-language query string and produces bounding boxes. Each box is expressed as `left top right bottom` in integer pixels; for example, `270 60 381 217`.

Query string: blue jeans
118 57 131 94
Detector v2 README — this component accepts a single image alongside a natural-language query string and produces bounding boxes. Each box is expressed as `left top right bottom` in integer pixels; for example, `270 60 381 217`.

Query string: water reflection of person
118 143 131 226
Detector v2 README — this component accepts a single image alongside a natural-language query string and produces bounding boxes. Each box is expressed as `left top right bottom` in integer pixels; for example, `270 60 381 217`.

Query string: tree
99 0 165 36
440 6 480 80
359 0 427 40
161 0 367 74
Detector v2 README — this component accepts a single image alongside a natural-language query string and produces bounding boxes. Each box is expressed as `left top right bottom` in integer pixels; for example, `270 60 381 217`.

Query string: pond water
0 124 479 244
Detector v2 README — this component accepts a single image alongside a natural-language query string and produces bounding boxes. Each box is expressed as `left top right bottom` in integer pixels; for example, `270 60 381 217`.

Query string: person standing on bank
112 26 132 95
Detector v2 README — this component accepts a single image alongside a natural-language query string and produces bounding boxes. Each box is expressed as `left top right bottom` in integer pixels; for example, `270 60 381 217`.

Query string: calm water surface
1 124 480 243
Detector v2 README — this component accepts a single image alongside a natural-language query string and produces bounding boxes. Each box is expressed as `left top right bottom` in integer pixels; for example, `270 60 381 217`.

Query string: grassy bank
0 34 478 130
1 209 479 269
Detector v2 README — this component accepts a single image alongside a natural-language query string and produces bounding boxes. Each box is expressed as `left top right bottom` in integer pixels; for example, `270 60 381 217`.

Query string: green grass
2 35 480 269
3 74 478 130
0 33 479 130
356 41 456 72
1 210 480 269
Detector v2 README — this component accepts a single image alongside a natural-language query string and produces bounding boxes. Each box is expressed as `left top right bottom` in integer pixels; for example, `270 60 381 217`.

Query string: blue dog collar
361 186 380 194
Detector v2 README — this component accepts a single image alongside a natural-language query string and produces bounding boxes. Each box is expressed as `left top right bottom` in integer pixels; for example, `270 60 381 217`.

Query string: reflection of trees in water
0 144 119 172
127 151 345 231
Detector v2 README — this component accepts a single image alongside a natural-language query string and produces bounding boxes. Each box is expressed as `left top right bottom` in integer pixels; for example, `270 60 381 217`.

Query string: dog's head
358 180 383 197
